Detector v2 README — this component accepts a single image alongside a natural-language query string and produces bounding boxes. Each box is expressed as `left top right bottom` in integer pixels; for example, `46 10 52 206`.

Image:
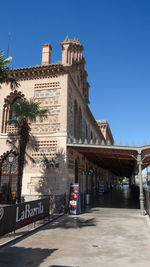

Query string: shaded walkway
68 142 150 214
1 205 150 266
91 186 140 209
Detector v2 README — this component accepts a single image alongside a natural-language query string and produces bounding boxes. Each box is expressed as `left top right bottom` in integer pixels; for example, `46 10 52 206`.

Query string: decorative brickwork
35 140 58 147
34 82 60 89
6 124 18 134
32 139 58 158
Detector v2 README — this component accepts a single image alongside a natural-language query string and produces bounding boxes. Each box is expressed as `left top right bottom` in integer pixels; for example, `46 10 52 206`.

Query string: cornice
12 64 65 81
12 59 89 83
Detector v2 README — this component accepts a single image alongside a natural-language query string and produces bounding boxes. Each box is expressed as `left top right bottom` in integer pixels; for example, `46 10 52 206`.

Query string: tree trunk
17 120 30 203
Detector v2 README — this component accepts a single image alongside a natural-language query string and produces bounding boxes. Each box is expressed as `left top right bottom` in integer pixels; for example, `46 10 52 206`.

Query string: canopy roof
67 142 150 177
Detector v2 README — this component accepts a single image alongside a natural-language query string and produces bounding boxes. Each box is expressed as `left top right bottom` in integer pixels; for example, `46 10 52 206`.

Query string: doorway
0 153 18 204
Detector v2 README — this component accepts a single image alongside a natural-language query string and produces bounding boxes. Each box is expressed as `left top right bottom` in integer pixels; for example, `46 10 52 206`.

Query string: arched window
74 100 78 139
1 90 24 133
78 107 82 140
9 97 21 121
85 123 88 140
91 131 93 141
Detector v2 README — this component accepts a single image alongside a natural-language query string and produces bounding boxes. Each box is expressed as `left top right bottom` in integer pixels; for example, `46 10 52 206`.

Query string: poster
0 198 49 236
68 183 81 215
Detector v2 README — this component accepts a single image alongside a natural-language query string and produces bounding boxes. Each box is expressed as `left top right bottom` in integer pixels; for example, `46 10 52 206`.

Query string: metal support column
82 172 85 207
137 153 144 215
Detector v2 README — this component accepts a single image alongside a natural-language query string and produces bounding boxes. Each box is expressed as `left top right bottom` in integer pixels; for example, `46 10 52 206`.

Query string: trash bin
85 193 90 205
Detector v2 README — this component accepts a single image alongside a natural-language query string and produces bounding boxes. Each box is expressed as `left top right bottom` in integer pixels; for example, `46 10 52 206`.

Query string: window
74 100 78 139
1 90 24 133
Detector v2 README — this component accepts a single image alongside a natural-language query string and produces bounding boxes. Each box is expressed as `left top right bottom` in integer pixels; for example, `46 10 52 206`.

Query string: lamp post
7 153 15 204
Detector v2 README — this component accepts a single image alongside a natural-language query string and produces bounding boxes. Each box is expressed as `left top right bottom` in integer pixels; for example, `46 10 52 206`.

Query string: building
0 36 116 203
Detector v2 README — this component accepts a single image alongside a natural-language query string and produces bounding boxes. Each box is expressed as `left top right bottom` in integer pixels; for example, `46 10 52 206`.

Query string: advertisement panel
0 198 49 236
68 183 81 215
0 205 16 236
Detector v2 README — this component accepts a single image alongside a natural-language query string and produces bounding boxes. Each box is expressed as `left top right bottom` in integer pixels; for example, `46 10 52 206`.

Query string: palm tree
0 51 18 89
7 98 47 202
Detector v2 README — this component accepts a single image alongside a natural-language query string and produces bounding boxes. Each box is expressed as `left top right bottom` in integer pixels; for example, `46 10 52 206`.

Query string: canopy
67 142 150 177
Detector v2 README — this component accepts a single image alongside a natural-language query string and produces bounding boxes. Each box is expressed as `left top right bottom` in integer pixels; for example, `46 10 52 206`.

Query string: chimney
41 44 52 66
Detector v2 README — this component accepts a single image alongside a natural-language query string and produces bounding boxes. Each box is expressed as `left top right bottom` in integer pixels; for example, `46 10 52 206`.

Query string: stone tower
60 35 83 66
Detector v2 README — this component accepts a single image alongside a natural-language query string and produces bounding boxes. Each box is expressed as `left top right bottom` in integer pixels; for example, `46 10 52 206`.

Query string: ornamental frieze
32 158 59 169
46 106 60 113
38 106 60 114
35 115 59 124
31 123 60 133
35 96 60 106
34 88 61 98
35 147 56 153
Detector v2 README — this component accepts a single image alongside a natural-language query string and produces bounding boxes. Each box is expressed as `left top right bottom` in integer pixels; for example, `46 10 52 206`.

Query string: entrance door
0 154 18 204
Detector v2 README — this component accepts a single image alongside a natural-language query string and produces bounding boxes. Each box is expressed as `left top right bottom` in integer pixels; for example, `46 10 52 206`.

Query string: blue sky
1 0 150 145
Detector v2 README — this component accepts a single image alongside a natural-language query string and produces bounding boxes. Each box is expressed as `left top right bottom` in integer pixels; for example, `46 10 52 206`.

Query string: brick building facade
0 36 116 202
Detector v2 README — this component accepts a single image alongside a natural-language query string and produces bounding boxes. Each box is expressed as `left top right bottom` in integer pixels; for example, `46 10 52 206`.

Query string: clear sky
1 0 150 146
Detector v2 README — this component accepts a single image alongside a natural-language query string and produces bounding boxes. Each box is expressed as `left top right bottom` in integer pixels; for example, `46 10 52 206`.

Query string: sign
68 183 81 215
98 181 107 195
15 198 49 229
0 198 49 236
84 170 93 176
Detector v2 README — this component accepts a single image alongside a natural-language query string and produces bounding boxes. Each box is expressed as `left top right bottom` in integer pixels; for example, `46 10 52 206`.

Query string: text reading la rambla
16 202 44 222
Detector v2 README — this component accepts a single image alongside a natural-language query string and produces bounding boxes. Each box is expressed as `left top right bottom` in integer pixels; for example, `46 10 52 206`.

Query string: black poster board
15 198 49 230
68 183 81 215
0 205 16 236
0 198 49 236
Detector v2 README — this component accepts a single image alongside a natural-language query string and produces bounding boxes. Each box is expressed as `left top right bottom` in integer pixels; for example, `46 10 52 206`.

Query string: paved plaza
0 189 150 267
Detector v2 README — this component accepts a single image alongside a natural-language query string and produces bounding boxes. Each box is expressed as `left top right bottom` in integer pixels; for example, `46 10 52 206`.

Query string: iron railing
144 189 150 216
22 194 66 215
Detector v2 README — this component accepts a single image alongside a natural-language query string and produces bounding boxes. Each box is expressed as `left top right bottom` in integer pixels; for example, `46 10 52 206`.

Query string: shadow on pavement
49 266 79 267
0 215 96 249
0 247 58 267
43 216 96 230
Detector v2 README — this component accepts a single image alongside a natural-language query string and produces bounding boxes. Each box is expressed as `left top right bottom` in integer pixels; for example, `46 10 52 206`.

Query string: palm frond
0 51 19 89
7 119 20 127
8 98 48 126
